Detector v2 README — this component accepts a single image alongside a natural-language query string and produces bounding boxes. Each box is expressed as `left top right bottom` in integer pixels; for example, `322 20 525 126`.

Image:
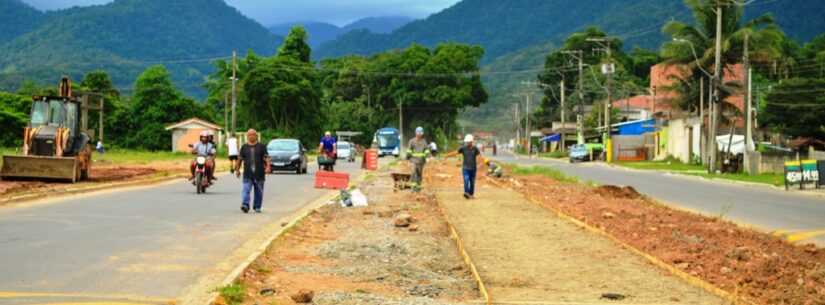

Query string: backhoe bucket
1 155 80 183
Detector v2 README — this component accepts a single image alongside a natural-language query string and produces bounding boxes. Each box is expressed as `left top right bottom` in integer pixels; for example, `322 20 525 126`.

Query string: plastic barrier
314 171 350 190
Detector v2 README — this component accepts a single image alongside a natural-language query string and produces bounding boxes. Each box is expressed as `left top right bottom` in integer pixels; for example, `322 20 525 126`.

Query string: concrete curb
181 169 372 305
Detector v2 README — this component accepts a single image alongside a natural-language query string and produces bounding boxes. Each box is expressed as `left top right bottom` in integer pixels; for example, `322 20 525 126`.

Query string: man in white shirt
226 135 239 174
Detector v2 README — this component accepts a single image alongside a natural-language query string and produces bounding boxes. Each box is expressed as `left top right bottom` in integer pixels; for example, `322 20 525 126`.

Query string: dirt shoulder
456 161 825 305
222 165 479 305
427 161 724 304
0 158 230 205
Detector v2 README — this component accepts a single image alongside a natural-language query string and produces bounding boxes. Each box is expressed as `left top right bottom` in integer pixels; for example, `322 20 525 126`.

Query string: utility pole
399 99 404 158
700 77 705 163
514 103 520 149
744 32 754 174
231 50 238 136
525 92 531 157
588 37 614 162
708 2 724 174
561 79 566 152
224 91 230 133
563 50 585 144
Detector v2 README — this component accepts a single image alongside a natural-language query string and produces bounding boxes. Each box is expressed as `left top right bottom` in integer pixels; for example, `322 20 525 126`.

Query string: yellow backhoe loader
1 77 102 183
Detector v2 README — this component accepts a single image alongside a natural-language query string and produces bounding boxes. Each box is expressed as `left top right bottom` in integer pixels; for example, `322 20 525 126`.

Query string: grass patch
688 172 785 187
539 150 567 159
617 159 704 172
511 165 579 183
215 283 245 305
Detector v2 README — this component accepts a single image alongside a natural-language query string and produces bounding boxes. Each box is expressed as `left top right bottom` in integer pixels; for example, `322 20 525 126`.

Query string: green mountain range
314 0 824 133
268 16 413 48
316 0 825 62
0 0 281 97
0 0 43 44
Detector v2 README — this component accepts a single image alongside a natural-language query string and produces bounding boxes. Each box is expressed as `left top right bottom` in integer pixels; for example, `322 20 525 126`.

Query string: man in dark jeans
446 134 483 199
235 129 270 213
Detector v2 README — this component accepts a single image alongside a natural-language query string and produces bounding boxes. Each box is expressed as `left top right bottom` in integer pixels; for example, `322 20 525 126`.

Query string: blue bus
373 127 401 157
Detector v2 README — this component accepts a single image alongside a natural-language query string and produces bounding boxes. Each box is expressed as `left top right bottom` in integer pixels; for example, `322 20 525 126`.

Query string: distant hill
0 0 43 44
0 0 282 97
342 16 414 34
316 0 825 62
269 21 342 48
270 16 413 48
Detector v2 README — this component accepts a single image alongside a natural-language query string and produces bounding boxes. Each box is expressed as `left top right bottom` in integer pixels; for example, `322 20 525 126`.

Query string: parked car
569 143 604 163
337 141 356 162
266 139 308 174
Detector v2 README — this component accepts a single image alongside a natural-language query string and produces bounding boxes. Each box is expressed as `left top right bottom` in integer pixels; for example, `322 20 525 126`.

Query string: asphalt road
0 159 362 305
493 151 825 246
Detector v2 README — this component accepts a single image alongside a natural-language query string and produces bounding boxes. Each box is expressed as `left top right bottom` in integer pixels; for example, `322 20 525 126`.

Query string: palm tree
660 0 783 171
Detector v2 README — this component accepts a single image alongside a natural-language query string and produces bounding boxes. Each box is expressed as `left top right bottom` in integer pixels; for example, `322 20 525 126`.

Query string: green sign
785 160 820 190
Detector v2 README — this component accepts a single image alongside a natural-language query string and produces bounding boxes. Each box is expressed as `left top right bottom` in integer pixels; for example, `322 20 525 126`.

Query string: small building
165 118 223 152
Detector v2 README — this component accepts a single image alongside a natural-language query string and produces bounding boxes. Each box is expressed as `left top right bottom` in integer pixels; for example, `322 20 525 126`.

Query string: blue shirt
320 136 336 152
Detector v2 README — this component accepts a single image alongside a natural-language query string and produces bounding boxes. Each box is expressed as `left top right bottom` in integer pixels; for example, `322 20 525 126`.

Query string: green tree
242 56 321 144
278 26 312 63
118 65 205 150
0 92 29 147
80 70 123 141
761 78 825 139
661 0 784 112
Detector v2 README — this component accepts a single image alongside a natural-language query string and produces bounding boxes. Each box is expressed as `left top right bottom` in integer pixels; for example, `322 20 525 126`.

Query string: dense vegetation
203 27 487 148
315 0 825 62
0 0 281 98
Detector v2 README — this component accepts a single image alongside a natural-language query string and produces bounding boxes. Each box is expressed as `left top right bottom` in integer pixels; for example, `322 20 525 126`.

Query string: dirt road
230 167 478 305
428 167 724 304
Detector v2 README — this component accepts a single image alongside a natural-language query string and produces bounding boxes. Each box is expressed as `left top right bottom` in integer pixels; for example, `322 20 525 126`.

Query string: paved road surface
493 151 825 246
0 159 362 305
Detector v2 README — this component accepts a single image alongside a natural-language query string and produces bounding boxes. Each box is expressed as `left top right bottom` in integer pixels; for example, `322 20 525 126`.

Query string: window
267 140 299 152
49 100 65 126
30 101 49 127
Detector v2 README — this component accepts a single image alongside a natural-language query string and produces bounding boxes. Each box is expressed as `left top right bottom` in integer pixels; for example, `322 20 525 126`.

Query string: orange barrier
362 149 378 171
314 171 350 190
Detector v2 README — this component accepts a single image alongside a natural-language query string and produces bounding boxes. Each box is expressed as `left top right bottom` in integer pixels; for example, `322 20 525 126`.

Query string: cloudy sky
22 0 461 26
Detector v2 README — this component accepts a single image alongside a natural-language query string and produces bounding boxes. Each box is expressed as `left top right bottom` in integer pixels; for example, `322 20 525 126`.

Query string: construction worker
445 134 482 199
486 159 503 178
407 126 430 192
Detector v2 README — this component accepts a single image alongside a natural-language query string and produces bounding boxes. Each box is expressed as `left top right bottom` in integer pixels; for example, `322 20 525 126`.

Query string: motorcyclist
190 131 217 183
318 131 337 171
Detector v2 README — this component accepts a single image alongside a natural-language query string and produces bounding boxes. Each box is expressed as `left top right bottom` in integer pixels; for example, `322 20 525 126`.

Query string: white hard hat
464 134 474 143
199 131 209 137
415 126 424 135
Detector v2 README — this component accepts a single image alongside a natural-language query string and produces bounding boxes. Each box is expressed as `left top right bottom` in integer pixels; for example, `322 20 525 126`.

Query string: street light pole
562 50 585 145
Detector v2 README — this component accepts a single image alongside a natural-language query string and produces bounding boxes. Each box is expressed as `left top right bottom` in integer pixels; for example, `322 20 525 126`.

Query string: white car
337 141 356 162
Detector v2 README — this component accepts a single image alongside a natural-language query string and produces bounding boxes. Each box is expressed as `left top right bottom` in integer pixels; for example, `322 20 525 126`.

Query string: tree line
0 27 487 150
535 0 825 140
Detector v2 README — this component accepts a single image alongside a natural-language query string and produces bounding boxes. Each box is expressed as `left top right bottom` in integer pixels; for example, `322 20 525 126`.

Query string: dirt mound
595 185 642 199
480 162 825 305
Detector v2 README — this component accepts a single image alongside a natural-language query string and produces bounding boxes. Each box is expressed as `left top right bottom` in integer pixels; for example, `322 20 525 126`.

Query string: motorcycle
193 156 210 194
318 150 336 172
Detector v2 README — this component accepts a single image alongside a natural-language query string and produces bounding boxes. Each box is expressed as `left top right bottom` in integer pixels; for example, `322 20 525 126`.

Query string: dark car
266 139 308 174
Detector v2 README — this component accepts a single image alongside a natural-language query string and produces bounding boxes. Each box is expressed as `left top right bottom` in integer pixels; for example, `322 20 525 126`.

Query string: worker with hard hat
445 134 484 199
406 126 431 192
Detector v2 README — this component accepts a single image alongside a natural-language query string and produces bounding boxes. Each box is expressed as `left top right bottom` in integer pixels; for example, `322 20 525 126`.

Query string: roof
164 118 223 131
788 137 825 149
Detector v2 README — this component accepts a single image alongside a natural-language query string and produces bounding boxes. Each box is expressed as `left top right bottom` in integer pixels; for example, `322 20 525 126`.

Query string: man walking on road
407 126 430 192
447 134 482 199
226 134 239 174
235 129 270 214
